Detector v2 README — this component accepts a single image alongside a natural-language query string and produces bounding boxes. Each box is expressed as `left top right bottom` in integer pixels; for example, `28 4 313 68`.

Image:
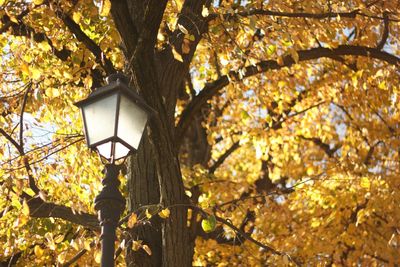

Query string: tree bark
109 1 211 265
126 49 192 266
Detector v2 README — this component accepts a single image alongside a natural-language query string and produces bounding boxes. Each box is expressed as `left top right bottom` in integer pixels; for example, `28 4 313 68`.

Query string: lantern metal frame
74 73 155 267
75 73 155 163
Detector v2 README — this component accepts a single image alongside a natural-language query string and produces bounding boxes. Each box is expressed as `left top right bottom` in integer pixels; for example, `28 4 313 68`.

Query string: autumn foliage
0 0 399 266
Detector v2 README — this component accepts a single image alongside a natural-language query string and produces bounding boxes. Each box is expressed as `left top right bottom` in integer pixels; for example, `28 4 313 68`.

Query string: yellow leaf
158 208 170 219
57 252 66 264
63 71 73 79
94 249 101 263
277 56 284 66
31 68 41 80
9 15 18 23
185 190 192 197
84 240 91 251
266 45 276 56
72 12 82 23
202 6 209 17
21 63 29 76
23 188 36 197
360 177 370 189
54 234 64 244
22 199 30 216
34 245 44 257
306 167 314 176
51 88 60 97
142 244 152 256
182 38 190 54
278 81 287 88
127 213 137 228
38 41 51 52
290 48 299 63
99 0 111 17
172 46 183 62
33 0 44 5
177 24 189 35
201 215 216 233
378 81 386 90
131 240 142 251
39 191 47 201
145 208 153 219
311 220 320 228
71 239 79 251
174 0 183 10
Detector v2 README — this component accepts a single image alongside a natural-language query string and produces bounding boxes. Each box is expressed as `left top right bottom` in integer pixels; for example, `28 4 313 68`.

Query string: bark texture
109 1 211 266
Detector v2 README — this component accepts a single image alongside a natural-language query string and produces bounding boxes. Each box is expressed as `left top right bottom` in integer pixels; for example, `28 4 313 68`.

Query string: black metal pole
94 164 125 267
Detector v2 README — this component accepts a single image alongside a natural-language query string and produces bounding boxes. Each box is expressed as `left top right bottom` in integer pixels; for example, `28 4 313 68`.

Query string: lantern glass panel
82 93 118 145
117 95 148 150
114 142 130 160
96 142 112 160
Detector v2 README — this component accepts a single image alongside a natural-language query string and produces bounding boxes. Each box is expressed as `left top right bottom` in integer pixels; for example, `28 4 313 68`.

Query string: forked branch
176 45 400 144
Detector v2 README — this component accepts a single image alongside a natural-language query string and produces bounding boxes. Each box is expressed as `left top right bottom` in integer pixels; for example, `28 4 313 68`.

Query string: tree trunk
109 1 210 265
123 49 192 266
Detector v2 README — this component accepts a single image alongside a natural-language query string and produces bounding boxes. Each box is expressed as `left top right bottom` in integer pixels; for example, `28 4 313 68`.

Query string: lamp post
75 73 153 267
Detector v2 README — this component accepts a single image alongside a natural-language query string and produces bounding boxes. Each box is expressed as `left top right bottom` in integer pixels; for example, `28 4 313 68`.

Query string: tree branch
19 83 31 150
0 128 22 154
176 45 400 144
299 135 340 158
376 12 389 50
0 6 31 33
54 9 116 75
61 241 95 267
1 14 72 61
214 214 300 265
209 141 240 174
210 8 399 22
165 0 212 64
110 0 139 56
28 197 99 231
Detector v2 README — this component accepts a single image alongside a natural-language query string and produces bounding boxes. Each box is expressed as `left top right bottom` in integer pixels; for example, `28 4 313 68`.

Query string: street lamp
75 73 153 267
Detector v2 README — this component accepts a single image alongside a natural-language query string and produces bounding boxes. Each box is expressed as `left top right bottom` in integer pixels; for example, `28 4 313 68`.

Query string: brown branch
111 0 172 57
62 241 95 267
19 83 31 150
209 141 240 174
167 0 212 64
198 209 254 245
176 45 400 145
210 8 399 22
110 0 139 55
333 103 370 145
372 109 395 134
287 101 325 118
0 128 96 229
299 135 340 158
0 9 105 86
214 214 280 253
364 141 383 165
376 12 389 50
3 137 84 172
2 14 71 61
214 214 300 265
28 197 99 231
1 84 40 193
0 128 22 154
54 9 115 75
0 6 31 33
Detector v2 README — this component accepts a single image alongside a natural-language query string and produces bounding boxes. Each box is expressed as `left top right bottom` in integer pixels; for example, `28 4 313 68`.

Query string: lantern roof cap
75 73 156 116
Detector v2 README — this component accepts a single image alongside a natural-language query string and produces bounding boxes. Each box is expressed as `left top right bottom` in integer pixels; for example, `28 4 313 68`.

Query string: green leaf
201 215 216 233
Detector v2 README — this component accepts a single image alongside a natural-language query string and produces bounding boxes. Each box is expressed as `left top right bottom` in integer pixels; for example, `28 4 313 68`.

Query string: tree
0 0 399 266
